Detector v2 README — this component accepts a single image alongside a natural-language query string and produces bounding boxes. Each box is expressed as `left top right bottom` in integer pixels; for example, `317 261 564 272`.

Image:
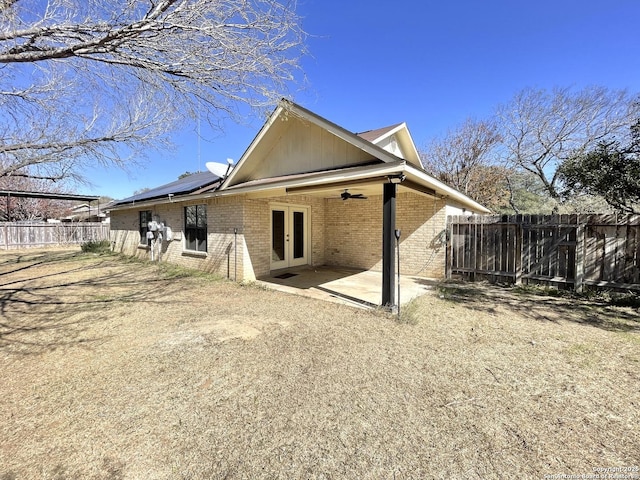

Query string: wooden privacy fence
0 222 110 250
447 214 640 291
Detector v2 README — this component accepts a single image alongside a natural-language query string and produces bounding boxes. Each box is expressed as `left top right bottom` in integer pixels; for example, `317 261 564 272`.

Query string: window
184 204 207 252
139 210 152 245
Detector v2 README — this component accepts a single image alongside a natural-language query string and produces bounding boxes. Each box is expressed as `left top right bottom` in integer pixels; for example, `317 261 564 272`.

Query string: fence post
445 218 449 279
575 219 585 293
515 223 523 285
445 216 453 279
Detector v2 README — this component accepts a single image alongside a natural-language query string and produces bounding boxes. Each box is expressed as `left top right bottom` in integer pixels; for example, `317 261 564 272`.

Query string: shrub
81 240 112 254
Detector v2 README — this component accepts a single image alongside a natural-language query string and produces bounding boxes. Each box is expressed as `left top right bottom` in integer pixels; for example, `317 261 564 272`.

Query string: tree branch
0 0 306 185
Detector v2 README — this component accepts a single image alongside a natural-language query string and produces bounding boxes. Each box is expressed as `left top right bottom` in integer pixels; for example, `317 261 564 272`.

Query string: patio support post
382 182 397 309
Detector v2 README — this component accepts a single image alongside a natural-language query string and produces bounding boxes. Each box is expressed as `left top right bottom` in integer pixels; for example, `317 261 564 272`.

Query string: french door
270 205 309 270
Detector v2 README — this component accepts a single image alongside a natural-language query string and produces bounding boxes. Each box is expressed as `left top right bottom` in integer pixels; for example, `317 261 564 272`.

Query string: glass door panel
272 210 286 262
292 211 305 260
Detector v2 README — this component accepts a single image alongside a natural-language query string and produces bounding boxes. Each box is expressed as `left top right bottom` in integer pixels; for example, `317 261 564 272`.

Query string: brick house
109 100 489 307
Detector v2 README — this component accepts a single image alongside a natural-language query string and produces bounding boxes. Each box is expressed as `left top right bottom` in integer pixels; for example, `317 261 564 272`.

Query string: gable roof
114 171 221 205
111 100 490 213
357 124 403 142
358 122 423 168
221 100 410 190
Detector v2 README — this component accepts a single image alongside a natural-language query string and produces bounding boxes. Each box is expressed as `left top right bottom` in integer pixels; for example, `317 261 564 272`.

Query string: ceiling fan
341 189 368 201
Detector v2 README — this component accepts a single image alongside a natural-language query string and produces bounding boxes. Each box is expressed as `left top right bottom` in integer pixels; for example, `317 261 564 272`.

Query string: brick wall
110 197 246 280
110 208 150 261
325 195 381 269
110 194 327 281
325 191 448 278
242 195 326 279
397 193 448 279
110 191 448 281
241 198 270 280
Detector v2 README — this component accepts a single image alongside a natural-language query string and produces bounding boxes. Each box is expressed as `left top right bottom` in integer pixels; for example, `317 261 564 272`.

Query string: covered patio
228 163 462 311
257 266 437 309
109 99 489 309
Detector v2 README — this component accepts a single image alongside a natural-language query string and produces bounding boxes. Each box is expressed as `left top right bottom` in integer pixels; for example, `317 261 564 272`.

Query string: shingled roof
356 124 403 143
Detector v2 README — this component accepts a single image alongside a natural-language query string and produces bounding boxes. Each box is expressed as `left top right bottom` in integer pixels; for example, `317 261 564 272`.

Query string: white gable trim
369 123 422 168
220 100 405 190
220 103 287 189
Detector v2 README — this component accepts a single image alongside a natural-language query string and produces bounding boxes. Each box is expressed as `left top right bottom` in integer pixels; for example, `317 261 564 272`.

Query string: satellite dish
205 161 233 177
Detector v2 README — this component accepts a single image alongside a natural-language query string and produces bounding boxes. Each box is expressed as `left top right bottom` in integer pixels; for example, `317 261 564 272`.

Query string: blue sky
85 0 640 199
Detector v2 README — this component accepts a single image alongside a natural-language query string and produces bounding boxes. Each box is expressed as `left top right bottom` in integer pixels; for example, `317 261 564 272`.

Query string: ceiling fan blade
340 189 367 200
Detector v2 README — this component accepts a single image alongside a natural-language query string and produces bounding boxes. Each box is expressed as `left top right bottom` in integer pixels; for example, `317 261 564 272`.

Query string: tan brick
110 191 449 281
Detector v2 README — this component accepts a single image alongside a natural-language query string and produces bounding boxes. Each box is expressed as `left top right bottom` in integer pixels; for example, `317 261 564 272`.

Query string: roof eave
220 160 408 197
110 161 490 214
363 122 423 168
283 101 405 164
403 164 491 213
109 195 186 211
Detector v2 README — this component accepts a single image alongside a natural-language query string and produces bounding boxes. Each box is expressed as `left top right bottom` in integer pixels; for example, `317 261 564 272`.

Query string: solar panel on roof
115 171 220 205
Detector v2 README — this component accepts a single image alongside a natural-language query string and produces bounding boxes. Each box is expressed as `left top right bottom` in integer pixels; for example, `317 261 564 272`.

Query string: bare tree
420 118 507 210
496 86 640 200
0 0 306 183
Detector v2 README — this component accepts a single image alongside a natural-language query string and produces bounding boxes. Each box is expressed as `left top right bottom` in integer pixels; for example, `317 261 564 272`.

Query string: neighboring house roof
69 201 116 213
114 171 221 205
63 201 115 222
112 100 490 214
0 190 99 202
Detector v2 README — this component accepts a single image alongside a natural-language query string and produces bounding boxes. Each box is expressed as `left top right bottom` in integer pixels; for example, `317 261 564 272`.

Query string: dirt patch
1 249 639 479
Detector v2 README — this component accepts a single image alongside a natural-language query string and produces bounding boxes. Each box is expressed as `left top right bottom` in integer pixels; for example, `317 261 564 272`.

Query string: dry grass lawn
1 248 639 479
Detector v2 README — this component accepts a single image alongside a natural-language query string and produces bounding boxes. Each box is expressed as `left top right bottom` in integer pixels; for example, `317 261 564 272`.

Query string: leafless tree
0 0 306 183
420 118 507 210
496 86 640 200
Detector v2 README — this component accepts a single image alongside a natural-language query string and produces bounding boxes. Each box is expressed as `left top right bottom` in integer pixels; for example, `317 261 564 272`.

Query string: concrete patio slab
257 266 437 309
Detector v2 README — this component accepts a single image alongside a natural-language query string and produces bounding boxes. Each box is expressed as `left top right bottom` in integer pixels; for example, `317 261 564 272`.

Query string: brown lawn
1 248 639 479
